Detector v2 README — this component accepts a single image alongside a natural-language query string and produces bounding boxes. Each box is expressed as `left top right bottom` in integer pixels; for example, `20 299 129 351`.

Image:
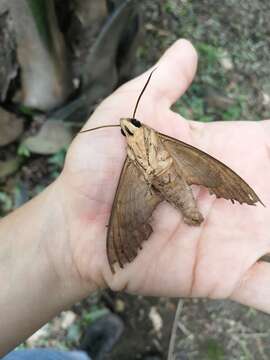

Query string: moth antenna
80 124 120 133
132 67 157 119
80 68 157 134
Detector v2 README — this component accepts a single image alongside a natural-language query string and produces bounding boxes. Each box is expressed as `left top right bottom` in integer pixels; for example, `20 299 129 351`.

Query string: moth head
120 118 142 138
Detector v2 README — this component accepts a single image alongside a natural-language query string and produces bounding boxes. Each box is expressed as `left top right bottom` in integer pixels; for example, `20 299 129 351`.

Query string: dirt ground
172 299 270 360
2 0 270 359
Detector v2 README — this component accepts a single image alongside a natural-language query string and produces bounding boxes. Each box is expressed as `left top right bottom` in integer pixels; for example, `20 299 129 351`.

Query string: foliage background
1 0 270 359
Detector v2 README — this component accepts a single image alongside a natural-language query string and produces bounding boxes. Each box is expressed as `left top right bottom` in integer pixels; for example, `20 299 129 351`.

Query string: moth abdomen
153 165 204 226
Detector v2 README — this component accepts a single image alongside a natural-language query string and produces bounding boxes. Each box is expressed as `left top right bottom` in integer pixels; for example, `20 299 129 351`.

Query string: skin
1 39 270 355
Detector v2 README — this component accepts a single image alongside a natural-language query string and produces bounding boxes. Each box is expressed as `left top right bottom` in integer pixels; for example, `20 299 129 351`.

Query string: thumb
155 38 198 106
134 39 198 110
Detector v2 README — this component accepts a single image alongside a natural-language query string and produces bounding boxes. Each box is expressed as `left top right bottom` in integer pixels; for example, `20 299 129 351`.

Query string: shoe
80 313 124 360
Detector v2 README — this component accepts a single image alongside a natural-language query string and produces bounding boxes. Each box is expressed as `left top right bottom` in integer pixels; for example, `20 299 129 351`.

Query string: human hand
54 40 270 312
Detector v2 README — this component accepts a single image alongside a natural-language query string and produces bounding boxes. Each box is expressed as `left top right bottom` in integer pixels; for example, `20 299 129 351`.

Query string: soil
103 293 178 360
2 0 270 359
172 299 270 360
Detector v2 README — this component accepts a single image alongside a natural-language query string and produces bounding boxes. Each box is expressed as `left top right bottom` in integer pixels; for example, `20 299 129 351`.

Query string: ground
1 0 270 359
172 299 270 360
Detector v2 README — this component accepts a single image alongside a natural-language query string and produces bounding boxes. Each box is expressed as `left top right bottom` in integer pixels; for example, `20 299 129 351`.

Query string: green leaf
0 191 12 214
33 185 46 196
201 338 225 360
17 143 31 157
222 104 242 120
48 149 66 167
82 308 109 325
18 104 36 116
197 43 221 65
12 184 27 208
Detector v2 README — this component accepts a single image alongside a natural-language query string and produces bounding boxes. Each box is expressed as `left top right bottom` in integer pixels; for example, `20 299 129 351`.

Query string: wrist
0 180 70 353
0 177 98 354
39 177 96 303
47 175 100 300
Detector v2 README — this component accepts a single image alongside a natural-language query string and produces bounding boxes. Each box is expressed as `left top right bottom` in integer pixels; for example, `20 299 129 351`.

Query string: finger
124 39 198 112
230 261 270 314
155 39 198 105
82 39 198 129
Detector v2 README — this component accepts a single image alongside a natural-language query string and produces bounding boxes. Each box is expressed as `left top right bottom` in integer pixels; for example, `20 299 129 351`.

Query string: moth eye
121 128 126 137
125 126 133 136
131 119 141 128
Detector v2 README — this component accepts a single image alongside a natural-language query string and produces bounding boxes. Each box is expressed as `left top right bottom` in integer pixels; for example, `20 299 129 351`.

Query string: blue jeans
3 349 91 360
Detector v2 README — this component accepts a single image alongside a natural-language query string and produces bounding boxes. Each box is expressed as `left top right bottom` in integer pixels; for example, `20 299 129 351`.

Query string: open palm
57 40 270 313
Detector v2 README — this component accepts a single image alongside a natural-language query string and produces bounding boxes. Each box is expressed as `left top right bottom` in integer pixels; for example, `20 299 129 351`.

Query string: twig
167 300 184 360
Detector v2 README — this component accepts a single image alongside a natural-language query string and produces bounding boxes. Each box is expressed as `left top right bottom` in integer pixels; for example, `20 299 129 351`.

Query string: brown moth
81 69 263 273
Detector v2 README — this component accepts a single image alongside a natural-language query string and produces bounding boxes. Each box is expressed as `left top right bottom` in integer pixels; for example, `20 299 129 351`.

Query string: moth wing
107 156 162 273
159 132 263 206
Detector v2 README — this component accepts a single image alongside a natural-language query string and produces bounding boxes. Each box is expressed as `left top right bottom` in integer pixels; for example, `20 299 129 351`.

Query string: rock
262 92 270 106
149 306 163 334
26 325 49 346
0 157 21 178
219 51 234 71
22 120 72 155
115 299 125 312
0 107 24 146
61 310 77 330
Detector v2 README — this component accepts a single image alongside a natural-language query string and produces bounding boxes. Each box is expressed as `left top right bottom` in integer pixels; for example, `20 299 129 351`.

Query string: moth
81 69 263 273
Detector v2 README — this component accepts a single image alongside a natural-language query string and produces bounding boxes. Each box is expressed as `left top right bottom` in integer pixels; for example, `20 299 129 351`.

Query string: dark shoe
80 313 124 360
